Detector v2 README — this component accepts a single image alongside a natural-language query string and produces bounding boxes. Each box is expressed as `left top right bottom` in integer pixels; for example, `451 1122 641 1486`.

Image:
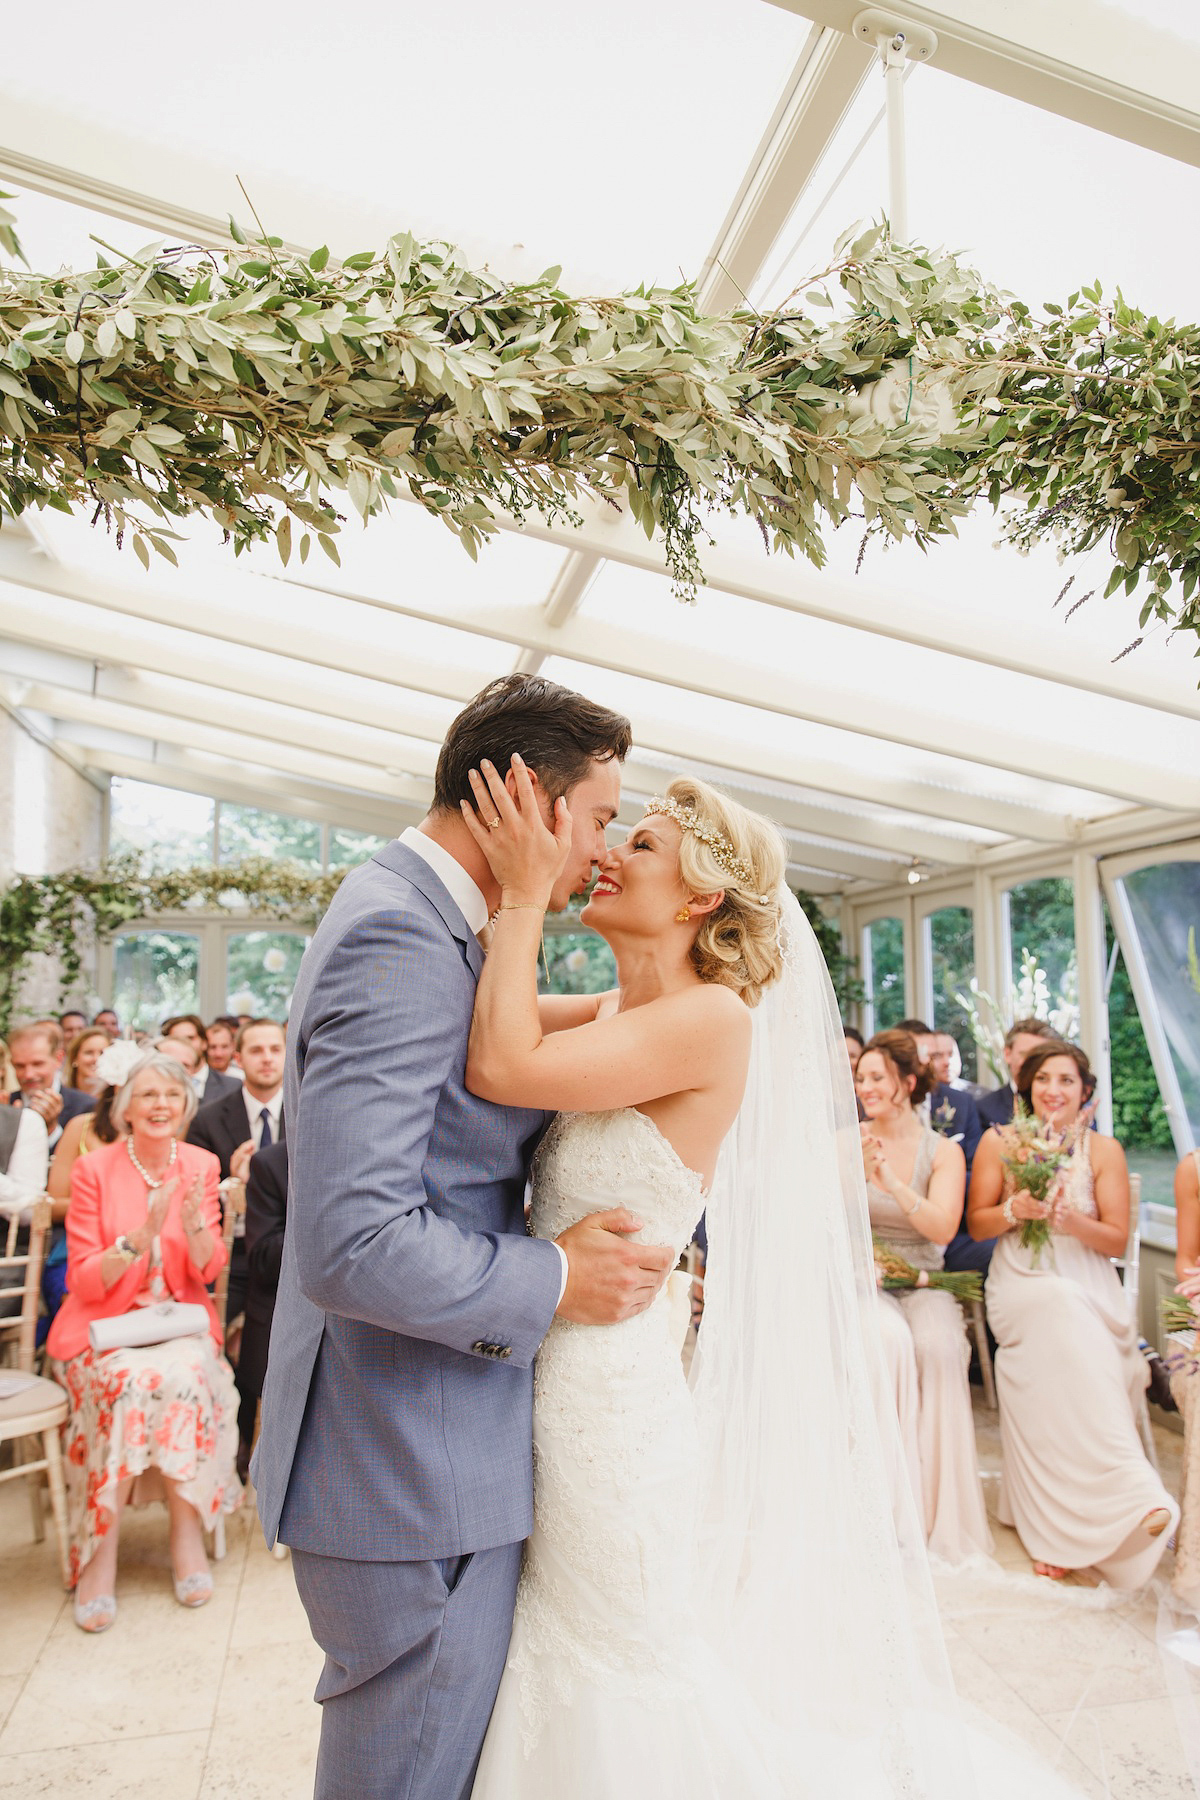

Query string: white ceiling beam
771 1 1200 165
2 536 1153 808
0 586 1069 842
13 684 433 813
274 572 1192 811
698 24 874 311
455 498 1200 724
516 26 874 678
75 747 412 839
18 671 969 872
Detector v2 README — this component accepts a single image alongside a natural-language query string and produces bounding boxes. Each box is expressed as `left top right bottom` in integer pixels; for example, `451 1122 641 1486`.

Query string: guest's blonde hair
653 777 787 1009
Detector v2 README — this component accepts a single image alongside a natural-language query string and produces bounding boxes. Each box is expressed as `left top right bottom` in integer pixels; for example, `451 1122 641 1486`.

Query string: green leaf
309 245 330 273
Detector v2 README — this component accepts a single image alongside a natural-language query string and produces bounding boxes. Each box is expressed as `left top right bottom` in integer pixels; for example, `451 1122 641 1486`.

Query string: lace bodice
507 1108 709 1751
529 1107 706 1261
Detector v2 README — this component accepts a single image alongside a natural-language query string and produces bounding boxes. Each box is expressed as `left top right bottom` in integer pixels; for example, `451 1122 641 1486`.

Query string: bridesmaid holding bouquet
969 1039 1176 1583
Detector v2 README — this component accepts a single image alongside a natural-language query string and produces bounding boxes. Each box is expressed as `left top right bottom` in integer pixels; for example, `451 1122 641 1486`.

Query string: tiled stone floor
1 1398 1197 1799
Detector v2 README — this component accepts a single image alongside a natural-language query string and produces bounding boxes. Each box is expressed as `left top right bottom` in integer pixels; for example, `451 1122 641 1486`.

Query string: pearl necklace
126 1136 178 1191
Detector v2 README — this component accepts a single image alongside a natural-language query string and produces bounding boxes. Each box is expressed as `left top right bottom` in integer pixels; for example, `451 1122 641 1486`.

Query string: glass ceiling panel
22 512 512 686
537 651 1128 828
578 561 1197 788
2 0 809 292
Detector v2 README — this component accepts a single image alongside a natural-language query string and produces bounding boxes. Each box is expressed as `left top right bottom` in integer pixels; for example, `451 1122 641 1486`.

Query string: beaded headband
643 796 772 905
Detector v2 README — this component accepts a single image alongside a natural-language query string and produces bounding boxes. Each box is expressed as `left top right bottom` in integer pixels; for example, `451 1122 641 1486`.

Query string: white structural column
1073 848 1113 1134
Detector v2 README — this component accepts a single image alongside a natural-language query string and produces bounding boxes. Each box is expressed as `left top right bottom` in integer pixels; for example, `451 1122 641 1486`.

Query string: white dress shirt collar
245 1085 283 1150
399 826 490 937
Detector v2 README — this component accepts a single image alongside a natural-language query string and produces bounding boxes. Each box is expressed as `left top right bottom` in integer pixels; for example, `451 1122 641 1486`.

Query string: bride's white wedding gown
471 1106 1095 1800
473 1104 806 1797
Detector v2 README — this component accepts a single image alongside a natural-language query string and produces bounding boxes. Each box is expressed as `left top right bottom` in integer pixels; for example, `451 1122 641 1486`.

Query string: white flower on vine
564 948 588 974
228 990 256 1015
262 947 288 974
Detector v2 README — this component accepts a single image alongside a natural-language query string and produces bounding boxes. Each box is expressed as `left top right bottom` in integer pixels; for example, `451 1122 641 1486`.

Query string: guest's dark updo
860 1030 935 1108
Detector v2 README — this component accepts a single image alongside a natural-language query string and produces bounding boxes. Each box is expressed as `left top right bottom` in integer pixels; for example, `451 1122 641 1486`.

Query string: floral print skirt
54 1334 241 1587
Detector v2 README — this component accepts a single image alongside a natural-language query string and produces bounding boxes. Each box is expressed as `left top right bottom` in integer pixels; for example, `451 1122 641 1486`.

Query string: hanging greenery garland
0 211 1196 644
0 854 345 1035
0 852 853 1034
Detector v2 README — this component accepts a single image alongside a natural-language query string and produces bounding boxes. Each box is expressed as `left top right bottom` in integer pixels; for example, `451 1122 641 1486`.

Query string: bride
458 758 1085 1800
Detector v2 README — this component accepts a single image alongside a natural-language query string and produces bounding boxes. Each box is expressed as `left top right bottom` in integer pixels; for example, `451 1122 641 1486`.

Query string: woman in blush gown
968 1039 1176 1584
456 759 1090 1800
858 1031 991 1565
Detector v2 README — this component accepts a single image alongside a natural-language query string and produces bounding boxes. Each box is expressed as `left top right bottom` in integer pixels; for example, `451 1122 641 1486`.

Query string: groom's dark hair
432 674 632 812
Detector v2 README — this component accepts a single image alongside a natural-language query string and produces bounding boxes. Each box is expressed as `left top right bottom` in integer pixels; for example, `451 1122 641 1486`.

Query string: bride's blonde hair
651 777 787 1009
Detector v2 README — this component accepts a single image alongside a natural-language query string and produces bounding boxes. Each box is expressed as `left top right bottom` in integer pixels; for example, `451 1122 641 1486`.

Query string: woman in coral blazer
47 1047 241 1630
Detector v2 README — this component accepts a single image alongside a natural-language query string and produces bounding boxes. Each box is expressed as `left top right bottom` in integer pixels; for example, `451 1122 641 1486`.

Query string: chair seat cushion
0 1375 69 1433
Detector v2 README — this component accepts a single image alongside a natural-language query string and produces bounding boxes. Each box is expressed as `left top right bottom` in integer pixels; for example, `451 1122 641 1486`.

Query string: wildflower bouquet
872 1237 983 1304
995 1102 1092 1267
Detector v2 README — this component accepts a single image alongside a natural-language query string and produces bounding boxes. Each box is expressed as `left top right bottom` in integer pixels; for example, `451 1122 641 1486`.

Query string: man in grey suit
254 675 674 1800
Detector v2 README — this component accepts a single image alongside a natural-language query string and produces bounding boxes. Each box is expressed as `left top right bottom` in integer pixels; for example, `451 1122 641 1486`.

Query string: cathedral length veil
690 886 974 1798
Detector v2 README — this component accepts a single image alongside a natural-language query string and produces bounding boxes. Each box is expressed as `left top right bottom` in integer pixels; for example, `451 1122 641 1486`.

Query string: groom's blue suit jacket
253 839 563 1561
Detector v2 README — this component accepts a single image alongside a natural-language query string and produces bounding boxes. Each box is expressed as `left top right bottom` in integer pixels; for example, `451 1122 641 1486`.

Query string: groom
253 674 675 1800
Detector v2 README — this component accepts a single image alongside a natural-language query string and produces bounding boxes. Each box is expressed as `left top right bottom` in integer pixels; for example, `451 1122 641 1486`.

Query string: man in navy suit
977 1017 1057 1130
896 1020 986 1274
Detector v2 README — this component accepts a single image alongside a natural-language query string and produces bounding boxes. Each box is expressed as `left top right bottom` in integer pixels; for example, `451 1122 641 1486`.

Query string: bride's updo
656 777 787 1009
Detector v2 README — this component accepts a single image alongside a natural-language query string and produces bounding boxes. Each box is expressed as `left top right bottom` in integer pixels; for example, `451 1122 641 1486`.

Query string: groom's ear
505 761 555 823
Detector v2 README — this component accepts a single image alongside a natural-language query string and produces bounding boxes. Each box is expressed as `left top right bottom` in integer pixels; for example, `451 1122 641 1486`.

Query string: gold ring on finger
488 817 502 830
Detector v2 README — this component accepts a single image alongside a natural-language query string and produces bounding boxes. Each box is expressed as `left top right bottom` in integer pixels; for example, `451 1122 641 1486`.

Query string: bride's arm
537 993 613 1035
471 908 747 1111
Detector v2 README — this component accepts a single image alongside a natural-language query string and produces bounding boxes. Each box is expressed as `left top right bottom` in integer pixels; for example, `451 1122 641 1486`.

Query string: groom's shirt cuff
553 1242 569 1305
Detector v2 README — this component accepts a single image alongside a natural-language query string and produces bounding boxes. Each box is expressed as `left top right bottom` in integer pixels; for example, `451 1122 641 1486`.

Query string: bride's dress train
472 1106 1092 1799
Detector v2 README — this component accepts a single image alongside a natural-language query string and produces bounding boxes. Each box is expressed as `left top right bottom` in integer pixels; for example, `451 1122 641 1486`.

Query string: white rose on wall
228 990 256 1015
262 946 288 974
564 948 588 974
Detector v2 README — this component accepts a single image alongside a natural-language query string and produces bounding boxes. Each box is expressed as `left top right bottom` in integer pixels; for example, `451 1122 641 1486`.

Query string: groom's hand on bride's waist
553 1209 674 1325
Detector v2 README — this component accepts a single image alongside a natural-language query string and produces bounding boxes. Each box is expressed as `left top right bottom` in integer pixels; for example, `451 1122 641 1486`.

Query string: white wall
0 707 106 1018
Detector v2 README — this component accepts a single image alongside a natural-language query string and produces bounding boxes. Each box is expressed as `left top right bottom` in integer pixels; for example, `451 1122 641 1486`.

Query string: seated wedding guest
163 1014 239 1106
930 1031 965 1090
46 1048 239 1631
188 1018 286 1333
66 1026 109 1099
968 1040 1176 1582
237 1138 289 1481
858 1030 991 1563
897 1019 984 1276
205 1018 243 1082
92 1008 120 1040
0 1090 50 1318
977 1017 1055 1129
59 1009 88 1042
1166 1149 1200 1612
843 1024 864 1078
8 1021 95 1152
45 1047 129 1326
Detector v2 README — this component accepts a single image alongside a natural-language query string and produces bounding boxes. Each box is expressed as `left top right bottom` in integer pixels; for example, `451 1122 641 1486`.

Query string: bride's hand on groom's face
554 1207 675 1326
460 756 572 906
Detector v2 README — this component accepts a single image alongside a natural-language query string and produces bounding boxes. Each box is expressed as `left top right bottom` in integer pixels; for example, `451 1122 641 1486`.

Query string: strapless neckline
624 1106 709 1200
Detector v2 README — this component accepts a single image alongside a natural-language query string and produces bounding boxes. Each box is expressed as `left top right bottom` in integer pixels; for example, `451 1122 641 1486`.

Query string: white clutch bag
89 1301 209 1353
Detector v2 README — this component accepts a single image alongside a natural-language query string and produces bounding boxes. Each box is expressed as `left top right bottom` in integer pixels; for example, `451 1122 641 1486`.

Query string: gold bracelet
497 902 546 912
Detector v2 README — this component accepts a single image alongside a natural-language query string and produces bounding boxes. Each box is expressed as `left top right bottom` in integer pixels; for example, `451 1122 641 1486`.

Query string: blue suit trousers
290 1540 523 1800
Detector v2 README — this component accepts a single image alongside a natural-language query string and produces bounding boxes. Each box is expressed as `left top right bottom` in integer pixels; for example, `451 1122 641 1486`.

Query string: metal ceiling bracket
850 10 938 240
850 10 938 63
